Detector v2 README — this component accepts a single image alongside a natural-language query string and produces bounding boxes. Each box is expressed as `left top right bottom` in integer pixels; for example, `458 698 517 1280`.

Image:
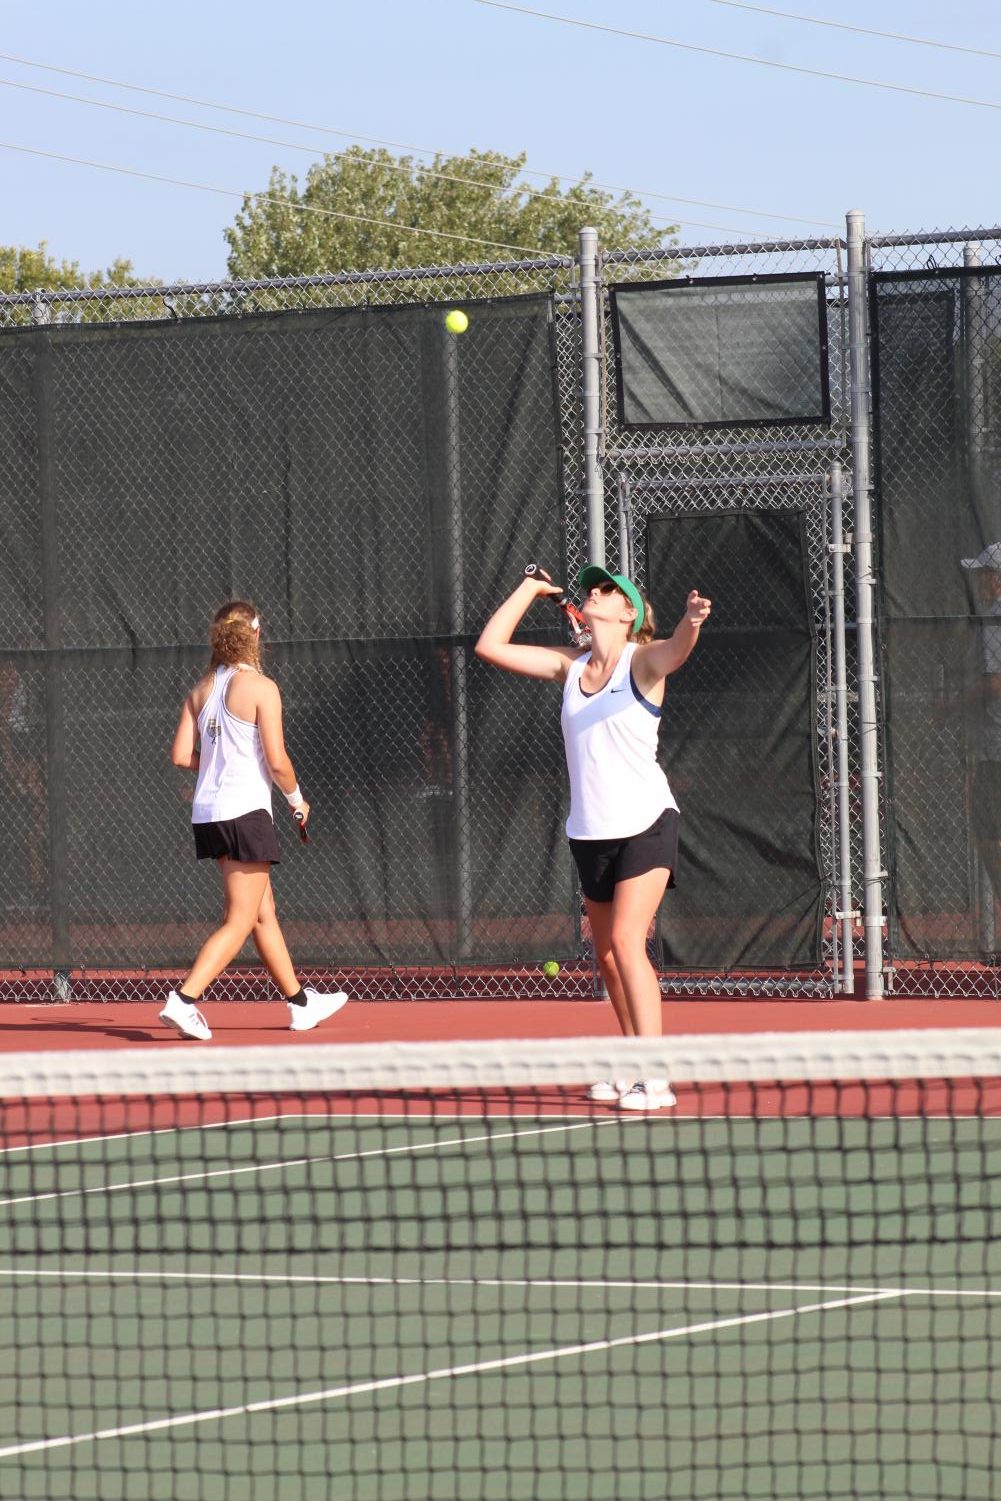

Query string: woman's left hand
686 591 712 625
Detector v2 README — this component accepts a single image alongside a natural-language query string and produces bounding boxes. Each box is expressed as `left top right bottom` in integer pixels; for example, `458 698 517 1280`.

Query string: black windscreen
0 295 576 969
611 274 830 429
647 510 823 969
872 269 1001 962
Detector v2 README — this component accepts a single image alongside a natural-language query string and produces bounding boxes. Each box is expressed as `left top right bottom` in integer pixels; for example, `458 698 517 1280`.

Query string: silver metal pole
828 461 856 993
578 226 605 566
441 328 474 961
616 471 635 577
579 226 607 998
962 242 996 957
846 209 885 998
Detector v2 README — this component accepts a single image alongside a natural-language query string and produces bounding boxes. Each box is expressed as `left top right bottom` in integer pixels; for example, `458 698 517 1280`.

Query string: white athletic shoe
617 1079 677 1111
158 990 212 1042
288 986 349 1032
587 1079 633 1103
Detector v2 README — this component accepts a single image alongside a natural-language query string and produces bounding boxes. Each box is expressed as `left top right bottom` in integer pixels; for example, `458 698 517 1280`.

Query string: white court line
0 1289 905 1460
0 1267 998 1299
2 1109 981 1155
0 1115 624 1208
0 1111 603 1156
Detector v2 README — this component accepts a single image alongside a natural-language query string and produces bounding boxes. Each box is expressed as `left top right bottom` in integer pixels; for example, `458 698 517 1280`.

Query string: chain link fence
868 229 1001 998
2 218 1000 1002
590 237 852 998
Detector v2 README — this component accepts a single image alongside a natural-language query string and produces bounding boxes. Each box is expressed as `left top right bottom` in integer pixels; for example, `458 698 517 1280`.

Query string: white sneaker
159 990 212 1042
587 1079 633 1103
288 987 349 1032
617 1079 677 1111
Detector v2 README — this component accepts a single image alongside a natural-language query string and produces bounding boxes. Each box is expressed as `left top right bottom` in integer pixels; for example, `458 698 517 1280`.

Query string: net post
828 460 856 993
846 208 886 999
578 226 605 566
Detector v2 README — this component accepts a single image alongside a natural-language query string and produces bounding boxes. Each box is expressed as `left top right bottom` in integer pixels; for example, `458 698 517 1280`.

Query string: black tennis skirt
193 808 280 864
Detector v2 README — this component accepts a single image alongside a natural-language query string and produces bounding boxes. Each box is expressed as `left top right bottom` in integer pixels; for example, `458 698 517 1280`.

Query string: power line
0 140 552 259
0 73 587 214
0 46 836 230
474 0 1001 112
708 0 1001 64
0 72 692 236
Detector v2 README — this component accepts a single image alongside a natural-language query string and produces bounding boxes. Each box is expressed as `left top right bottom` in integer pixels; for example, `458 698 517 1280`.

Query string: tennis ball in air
543 960 560 979
444 309 469 334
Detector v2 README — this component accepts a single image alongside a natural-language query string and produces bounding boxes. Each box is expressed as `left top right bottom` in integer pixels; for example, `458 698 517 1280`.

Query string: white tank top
560 642 678 839
191 666 274 824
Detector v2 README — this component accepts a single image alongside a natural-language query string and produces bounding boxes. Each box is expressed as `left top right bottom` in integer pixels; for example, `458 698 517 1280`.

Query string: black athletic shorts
568 808 679 904
193 809 280 864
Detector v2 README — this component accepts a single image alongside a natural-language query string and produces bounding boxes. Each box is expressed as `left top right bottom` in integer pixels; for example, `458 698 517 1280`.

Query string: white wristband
284 785 304 808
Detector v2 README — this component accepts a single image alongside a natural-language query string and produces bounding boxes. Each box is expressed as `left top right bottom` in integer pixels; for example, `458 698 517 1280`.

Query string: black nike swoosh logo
610 686 626 692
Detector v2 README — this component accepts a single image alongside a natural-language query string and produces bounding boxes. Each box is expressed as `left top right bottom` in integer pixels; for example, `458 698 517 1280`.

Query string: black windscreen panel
0 294 577 970
872 267 1001 962
611 273 830 429
647 510 823 969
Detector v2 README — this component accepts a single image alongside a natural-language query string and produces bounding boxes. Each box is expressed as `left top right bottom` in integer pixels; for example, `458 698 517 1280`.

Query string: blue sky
2 0 1000 283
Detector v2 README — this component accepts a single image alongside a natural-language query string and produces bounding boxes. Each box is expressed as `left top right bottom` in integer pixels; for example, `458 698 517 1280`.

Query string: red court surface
3 999 1001 1145
0 996 999 1053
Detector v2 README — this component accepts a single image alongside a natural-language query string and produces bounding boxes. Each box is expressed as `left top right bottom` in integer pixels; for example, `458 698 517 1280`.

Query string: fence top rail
617 440 844 460
0 254 576 309
867 224 1001 249
603 237 845 264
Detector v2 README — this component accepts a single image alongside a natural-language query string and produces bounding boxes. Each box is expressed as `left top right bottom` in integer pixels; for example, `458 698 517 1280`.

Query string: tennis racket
293 809 310 845
524 563 591 647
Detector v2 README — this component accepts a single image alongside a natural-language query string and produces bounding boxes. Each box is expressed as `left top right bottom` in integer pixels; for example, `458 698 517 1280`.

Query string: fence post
31 296 73 992
439 325 474 961
578 226 605 566
962 241 997 958
846 209 885 999
828 461 855 993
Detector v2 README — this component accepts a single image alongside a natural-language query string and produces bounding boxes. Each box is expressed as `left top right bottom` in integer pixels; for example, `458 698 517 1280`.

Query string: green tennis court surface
1 1035 1000 1499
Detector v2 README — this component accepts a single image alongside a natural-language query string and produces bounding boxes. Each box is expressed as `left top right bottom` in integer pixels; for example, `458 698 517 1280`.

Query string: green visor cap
578 565 645 635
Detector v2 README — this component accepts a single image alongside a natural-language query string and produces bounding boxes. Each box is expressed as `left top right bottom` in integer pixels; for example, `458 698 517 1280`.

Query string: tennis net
1 1028 1000 1501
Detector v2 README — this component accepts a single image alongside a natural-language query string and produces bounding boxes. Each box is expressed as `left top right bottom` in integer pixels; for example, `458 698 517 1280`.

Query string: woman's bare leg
608 867 670 1037
584 897 635 1036
180 860 271 998
251 877 299 998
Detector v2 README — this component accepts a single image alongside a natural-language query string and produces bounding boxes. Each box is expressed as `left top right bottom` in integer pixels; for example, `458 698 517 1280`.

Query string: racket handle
524 562 569 604
293 809 310 844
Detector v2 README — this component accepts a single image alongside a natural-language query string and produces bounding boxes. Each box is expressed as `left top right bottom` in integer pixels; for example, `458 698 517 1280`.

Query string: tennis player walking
161 600 348 1041
476 566 710 1109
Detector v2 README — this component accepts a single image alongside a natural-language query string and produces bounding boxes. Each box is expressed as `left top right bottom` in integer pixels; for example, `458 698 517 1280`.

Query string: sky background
2 0 1000 284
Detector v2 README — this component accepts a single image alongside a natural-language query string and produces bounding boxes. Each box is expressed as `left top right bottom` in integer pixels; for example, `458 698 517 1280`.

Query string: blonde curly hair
209 600 262 672
633 591 656 645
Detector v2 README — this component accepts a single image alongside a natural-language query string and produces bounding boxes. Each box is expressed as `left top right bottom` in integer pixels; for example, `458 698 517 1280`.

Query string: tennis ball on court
542 960 560 979
444 308 469 334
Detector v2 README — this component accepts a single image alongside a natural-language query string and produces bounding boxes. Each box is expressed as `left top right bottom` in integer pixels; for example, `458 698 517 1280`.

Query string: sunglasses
591 581 623 597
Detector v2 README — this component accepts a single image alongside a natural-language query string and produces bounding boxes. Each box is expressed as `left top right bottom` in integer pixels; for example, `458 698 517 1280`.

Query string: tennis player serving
476 566 710 1109
161 600 348 1041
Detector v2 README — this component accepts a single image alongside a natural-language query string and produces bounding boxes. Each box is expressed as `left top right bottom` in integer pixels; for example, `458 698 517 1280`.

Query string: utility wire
474 0 1001 113
0 140 552 258
708 0 1001 64
0 74 615 219
0 46 836 229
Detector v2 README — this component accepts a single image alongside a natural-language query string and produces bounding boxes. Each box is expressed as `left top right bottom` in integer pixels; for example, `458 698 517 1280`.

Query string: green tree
0 241 148 294
225 147 673 277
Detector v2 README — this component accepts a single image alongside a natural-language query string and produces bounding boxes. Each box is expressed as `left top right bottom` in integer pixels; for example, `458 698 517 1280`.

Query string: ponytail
208 600 262 672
